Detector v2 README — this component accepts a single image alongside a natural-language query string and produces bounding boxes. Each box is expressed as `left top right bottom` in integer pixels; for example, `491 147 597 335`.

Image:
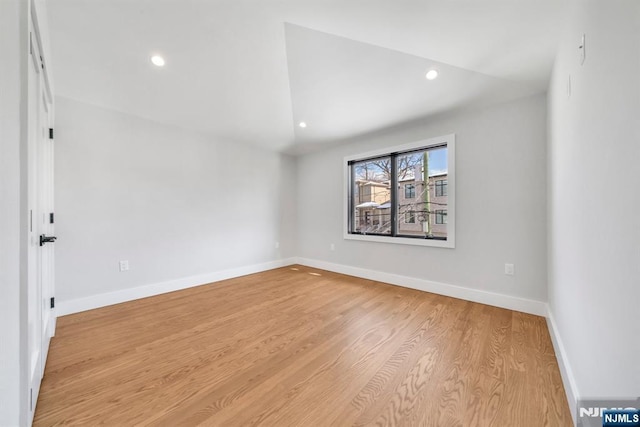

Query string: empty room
1 0 638 426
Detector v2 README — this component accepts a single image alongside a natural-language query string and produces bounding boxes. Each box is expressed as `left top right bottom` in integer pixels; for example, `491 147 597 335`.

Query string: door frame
26 0 55 424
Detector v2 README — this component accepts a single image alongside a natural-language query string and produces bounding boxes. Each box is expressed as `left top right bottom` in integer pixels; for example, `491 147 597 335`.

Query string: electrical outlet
275 241 280 249
119 260 129 272
504 263 515 276
330 243 335 251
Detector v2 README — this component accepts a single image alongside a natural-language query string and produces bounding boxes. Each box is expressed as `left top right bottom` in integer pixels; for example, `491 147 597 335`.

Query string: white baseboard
546 307 579 424
294 257 547 316
57 258 297 316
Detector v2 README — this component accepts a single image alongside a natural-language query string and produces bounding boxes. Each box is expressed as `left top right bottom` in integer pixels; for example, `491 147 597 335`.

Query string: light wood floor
35 265 571 426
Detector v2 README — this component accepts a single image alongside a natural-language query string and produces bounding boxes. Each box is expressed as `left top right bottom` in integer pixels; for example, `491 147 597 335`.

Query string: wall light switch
119 260 129 272
505 263 515 276
275 241 280 249
330 243 335 251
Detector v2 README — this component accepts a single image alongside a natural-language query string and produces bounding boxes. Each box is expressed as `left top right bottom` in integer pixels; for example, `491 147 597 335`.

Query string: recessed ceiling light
299 122 307 128
425 69 438 80
151 55 165 67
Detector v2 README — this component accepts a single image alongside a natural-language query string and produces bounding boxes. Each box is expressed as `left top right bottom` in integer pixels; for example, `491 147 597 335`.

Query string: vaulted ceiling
48 0 566 153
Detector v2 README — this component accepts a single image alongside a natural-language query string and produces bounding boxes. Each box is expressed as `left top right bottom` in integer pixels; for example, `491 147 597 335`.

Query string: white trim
343 233 454 248
29 0 53 102
343 134 455 249
57 258 297 316
294 257 547 316
546 307 579 424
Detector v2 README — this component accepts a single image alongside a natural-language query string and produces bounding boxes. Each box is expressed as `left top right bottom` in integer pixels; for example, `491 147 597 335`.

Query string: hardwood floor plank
347 296 451 425
353 297 468 426
34 266 572 426
257 290 432 426
147 281 398 426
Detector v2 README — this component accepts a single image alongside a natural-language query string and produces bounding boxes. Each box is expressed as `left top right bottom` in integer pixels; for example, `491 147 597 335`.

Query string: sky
428 147 447 175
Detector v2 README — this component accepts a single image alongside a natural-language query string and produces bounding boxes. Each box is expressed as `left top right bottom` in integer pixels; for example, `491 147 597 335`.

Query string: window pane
405 210 415 223
351 156 391 235
435 209 448 224
404 184 415 199
397 147 448 238
436 179 448 197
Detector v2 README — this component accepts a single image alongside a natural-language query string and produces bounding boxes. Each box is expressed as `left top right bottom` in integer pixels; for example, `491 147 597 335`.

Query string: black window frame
348 155 393 237
347 144 447 241
435 209 447 224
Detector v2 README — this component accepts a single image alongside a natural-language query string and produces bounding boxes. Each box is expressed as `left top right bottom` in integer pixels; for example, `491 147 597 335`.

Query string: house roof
399 172 448 182
355 180 390 187
355 202 380 208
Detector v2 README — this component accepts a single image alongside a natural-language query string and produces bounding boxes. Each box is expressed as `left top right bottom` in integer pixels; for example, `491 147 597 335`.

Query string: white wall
296 94 548 303
0 0 27 425
55 97 296 307
547 0 640 409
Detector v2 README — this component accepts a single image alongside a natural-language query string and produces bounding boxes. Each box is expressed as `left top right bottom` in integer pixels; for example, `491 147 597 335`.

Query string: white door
27 11 56 423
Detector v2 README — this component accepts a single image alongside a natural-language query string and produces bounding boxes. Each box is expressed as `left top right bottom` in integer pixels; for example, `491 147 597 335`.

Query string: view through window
348 140 450 241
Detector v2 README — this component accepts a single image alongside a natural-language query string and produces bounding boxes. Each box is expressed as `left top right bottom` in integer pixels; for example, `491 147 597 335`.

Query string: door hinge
49 128 54 139
50 212 54 224
50 297 55 309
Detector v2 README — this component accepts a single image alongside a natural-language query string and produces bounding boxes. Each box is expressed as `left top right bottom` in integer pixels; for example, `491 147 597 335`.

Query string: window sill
343 232 455 248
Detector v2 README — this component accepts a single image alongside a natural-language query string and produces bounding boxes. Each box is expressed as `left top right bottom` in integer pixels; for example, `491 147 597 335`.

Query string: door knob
40 235 57 246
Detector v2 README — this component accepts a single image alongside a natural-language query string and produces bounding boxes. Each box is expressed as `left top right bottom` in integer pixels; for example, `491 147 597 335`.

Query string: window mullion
390 153 398 236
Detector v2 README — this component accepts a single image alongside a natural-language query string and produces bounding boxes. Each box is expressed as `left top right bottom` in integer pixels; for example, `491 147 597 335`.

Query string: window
345 134 455 248
349 157 391 235
404 184 415 199
435 180 447 197
435 210 447 224
405 210 415 224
